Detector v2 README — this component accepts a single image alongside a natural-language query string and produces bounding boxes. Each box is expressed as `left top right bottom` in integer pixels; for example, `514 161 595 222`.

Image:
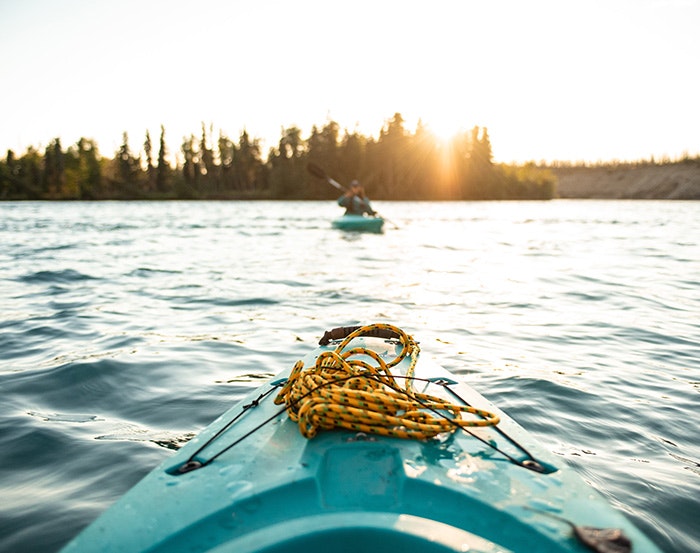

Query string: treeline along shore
1 112 698 201
0 113 554 201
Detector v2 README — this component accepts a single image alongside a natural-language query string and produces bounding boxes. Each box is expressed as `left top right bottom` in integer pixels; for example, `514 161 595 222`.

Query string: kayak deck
331 214 384 232
62 327 661 553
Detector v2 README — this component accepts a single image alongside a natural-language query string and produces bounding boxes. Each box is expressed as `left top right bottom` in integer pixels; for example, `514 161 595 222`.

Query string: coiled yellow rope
274 324 499 440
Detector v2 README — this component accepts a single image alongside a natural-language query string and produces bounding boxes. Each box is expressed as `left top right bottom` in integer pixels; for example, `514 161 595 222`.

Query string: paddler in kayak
338 179 377 216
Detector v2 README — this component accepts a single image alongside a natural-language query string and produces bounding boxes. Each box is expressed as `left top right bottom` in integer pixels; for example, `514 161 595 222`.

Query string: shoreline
552 161 700 200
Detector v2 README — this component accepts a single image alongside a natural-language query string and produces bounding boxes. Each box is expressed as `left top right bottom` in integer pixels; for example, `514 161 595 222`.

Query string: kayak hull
331 214 384 232
61 333 662 553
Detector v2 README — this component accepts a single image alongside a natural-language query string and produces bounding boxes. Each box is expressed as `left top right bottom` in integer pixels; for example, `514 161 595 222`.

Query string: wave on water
17 269 99 284
0 200 698 553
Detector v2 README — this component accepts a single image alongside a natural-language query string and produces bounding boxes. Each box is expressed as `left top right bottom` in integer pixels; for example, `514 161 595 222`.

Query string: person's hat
351 180 360 187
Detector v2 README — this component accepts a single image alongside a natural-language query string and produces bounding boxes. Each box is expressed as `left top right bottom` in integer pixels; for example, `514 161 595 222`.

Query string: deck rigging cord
274 323 499 440
174 324 545 474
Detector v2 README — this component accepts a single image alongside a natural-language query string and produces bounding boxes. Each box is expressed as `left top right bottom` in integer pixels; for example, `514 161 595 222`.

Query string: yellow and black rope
274 324 499 440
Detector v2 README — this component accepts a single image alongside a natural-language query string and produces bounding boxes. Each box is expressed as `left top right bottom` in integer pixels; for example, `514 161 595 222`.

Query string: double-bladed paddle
307 162 346 192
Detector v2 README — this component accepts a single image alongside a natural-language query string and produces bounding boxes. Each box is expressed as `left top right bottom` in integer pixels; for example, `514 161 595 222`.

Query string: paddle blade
306 162 327 179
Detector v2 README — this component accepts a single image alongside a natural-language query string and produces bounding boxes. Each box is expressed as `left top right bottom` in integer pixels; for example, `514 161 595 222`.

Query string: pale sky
1 0 698 163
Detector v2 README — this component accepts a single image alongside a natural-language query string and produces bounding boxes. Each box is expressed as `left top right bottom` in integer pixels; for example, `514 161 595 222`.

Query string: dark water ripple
17 269 99 284
1 200 698 553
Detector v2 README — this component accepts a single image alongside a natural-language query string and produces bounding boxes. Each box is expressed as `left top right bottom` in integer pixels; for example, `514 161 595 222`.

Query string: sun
418 114 467 146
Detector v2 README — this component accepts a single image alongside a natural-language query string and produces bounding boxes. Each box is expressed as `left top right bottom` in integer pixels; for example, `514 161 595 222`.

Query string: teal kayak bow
61 324 662 553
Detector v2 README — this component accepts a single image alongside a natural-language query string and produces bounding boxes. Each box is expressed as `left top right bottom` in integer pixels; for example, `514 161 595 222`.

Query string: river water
1 200 698 552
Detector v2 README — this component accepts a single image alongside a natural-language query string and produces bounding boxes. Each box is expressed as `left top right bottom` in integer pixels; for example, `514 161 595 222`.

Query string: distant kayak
61 324 662 553
332 214 384 232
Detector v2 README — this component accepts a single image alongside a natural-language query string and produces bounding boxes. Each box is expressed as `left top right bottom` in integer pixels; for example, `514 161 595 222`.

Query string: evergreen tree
464 126 498 199
338 130 365 191
181 134 198 196
234 129 263 192
307 122 346 198
200 123 215 191
156 125 168 193
0 151 11 198
2 149 23 198
117 132 139 190
43 138 64 196
374 112 409 198
217 131 238 193
409 120 444 199
144 130 154 191
63 138 101 199
269 126 304 198
79 138 101 198
19 146 43 199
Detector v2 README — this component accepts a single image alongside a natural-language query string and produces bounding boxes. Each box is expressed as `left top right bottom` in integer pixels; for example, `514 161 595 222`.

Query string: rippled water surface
1 200 698 552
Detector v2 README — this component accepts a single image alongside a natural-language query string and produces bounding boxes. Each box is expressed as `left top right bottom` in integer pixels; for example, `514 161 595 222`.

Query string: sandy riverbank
552 162 700 199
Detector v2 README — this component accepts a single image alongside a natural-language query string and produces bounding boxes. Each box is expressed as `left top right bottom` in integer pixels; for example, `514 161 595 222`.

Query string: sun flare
423 118 464 145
